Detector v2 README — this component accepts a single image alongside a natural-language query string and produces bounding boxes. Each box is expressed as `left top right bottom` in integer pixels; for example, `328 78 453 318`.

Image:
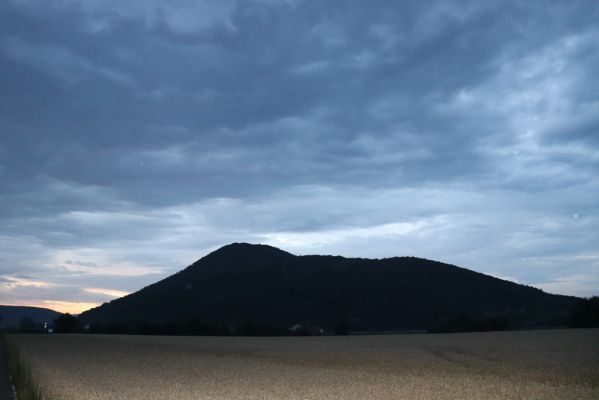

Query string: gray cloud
1 0 598 311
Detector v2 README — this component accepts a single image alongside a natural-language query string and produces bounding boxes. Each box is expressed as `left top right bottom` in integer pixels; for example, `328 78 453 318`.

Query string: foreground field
10 329 599 400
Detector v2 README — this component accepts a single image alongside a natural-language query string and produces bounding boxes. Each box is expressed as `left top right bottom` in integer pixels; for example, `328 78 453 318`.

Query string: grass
1 334 50 400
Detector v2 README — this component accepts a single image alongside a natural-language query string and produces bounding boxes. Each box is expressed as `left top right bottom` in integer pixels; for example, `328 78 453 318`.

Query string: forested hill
0 305 61 329
80 243 576 333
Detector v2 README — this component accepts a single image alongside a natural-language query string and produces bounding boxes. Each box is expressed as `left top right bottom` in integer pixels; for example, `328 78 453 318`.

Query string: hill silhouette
0 305 61 331
80 243 576 333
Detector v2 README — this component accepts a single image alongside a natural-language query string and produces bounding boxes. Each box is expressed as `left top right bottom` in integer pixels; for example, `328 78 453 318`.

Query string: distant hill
0 305 61 329
81 243 577 333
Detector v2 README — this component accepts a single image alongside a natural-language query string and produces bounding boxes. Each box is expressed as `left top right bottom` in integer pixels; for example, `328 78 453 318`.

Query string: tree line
3 296 597 335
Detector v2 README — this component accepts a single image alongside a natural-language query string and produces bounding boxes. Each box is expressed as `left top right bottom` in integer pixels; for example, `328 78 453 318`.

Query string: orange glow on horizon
3 300 99 315
42 300 100 314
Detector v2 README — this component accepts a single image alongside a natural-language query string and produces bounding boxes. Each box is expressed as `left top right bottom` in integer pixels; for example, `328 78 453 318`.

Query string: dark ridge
0 305 61 329
80 243 577 334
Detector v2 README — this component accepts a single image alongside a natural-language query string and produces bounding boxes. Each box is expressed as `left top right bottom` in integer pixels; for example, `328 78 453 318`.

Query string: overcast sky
1 0 598 314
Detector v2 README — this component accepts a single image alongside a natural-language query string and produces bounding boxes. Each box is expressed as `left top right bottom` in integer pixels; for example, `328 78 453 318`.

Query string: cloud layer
1 0 598 312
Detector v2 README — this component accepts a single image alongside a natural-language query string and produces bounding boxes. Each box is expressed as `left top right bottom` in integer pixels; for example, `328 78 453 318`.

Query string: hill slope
0 305 61 329
81 243 576 332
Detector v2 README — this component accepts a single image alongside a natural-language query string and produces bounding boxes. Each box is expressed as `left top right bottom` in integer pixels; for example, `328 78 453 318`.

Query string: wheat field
9 329 599 400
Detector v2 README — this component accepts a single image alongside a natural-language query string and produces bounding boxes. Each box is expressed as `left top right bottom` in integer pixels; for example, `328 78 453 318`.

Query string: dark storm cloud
1 0 598 309
3 0 593 200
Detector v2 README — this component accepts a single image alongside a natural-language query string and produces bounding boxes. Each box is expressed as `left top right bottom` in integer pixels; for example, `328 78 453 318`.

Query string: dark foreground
10 329 599 400
0 341 14 400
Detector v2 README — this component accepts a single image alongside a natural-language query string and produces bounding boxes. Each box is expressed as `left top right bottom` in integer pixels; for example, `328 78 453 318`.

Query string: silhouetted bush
54 313 81 333
290 326 314 336
569 297 599 328
88 323 104 334
85 319 232 336
234 320 289 336
187 319 230 336
19 317 39 333
428 314 510 333
334 320 350 335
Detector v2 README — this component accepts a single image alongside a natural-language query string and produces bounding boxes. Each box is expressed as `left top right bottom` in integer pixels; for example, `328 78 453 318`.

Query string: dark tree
334 320 350 335
428 314 510 333
20 317 37 333
290 326 314 336
54 313 81 333
187 319 230 336
235 320 288 336
570 297 599 328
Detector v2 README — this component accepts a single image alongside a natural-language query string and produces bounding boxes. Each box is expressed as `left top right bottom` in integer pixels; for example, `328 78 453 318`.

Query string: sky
1 0 598 314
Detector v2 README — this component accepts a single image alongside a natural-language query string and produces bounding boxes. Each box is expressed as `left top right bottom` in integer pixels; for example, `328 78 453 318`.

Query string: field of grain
9 329 599 400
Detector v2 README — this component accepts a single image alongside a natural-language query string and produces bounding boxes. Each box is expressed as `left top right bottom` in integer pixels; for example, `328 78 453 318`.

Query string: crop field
9 329 599 400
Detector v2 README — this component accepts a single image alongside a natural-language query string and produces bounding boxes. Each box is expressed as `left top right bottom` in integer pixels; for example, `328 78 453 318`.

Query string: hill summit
81 243 576 333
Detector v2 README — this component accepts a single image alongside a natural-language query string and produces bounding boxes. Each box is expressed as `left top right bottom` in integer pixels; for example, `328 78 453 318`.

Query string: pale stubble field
10 329 599 400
